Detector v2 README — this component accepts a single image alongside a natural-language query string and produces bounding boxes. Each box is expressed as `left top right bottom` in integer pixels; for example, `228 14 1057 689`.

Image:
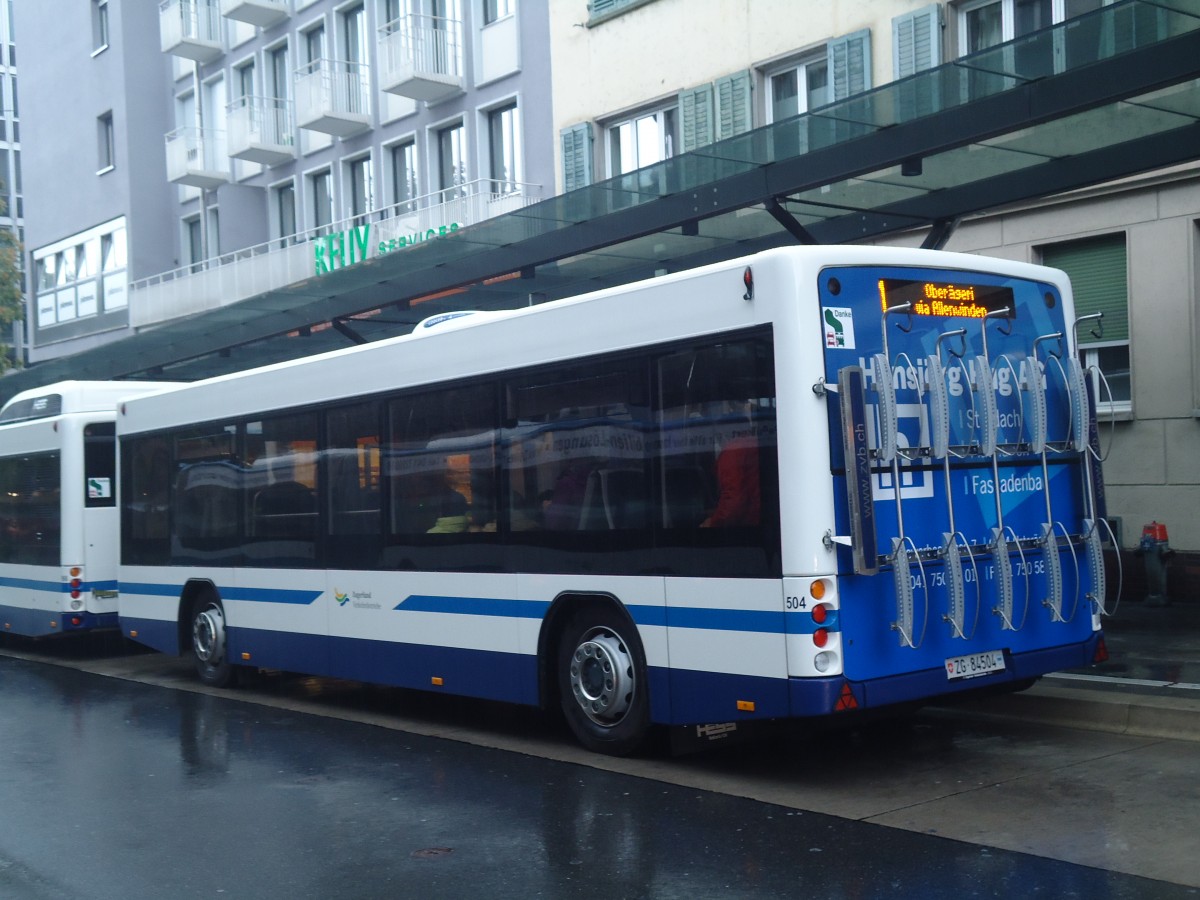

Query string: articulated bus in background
0 381 174 638
116 246 1112 755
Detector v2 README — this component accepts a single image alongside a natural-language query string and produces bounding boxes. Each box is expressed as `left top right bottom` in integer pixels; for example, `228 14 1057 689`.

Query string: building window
588 0 658 25
185 217 203 273
484 0 514 24
765 56 828 123
304 23 326 65
957 0 1108 54
487 102 521 194
97 112 115 173
268 43 290 101
437 121 466 196
390 140 418 211
348 155 374 219
342 3 367 63
310 169 333 234
235 60 255 100
274 182 297 244
92 0 109 52
606 105 676 178
1041 234 1131 414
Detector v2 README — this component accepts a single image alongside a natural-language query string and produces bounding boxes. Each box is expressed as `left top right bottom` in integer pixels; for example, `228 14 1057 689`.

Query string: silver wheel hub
193 605 225 665
569 629 635 726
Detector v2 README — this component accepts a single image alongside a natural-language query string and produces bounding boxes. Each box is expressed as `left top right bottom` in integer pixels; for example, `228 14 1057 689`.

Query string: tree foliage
0 217 22 372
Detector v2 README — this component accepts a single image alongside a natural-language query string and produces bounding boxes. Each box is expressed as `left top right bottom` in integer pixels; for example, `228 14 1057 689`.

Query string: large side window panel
173 424 242 565
502 356 652 571
656 333 780 575
325 401 382 569
122 435 171 565
383 383 498 571
243 413 320 567
0 452 61 566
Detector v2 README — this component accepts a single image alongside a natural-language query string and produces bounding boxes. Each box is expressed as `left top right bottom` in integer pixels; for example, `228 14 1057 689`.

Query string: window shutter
893 5 941 79
829 29 872 101
679 84 714 152
714 70 752 140
1041 235 1129 343
560 122 594 193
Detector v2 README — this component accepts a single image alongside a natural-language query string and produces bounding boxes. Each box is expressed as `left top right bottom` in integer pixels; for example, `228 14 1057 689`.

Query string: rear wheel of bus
557 605 650 756
190 593 236 688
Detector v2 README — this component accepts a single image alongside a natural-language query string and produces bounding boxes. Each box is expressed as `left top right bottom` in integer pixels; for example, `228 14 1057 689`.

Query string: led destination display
878 278 1015 319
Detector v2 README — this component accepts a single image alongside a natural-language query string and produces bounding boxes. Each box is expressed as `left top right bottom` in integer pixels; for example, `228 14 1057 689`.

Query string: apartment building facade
551 0 1200 555
15 0 552 364
0 0 19 368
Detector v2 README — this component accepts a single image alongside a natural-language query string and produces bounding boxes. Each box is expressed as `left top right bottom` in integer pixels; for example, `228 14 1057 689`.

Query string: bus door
80 421 121 620
819 266 1105 687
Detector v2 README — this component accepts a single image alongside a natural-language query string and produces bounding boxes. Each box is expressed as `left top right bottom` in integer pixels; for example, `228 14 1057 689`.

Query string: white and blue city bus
0 381 174 638
116 246 1111 754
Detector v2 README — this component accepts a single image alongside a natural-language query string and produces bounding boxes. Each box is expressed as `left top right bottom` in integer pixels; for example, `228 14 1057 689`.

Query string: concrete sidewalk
938 600 1200 741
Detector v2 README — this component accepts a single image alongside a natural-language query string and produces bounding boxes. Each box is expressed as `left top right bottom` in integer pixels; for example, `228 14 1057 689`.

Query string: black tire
556 606 650 756
190 595 237 688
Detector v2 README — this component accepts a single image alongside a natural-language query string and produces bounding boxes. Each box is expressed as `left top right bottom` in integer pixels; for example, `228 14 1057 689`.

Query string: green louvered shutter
679 84 714 152
1041 235 1129 343
560 122 594 193
715 70 752 140
829 29 872 101
893 5 941 79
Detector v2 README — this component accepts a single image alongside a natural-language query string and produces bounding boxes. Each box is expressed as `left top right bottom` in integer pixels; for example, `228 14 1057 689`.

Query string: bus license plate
945 650 1005 680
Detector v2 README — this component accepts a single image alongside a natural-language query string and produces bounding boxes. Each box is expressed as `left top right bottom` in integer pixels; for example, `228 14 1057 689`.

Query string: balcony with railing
378 13 464 103
219 0 288 28
159 0 223 63
228 96 295 166
165 126 229 189
295 58 371 137
130 178 540 328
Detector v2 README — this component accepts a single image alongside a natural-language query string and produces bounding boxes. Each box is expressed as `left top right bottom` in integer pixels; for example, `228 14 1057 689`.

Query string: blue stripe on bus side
395 595 552 618
118 585 838 635
119 582 322 606
394 595 839 635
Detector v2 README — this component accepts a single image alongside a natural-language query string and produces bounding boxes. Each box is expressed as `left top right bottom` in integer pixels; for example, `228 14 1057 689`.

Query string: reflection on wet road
0 652 1192 899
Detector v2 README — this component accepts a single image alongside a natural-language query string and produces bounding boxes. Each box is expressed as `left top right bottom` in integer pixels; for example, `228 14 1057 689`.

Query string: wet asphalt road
0 654 1192 900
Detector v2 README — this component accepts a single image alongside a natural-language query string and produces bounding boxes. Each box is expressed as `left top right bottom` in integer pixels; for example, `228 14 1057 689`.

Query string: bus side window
325 401 382 568
243 413 319 562
384 384 496 557
656 339 777 535
123 435 170 565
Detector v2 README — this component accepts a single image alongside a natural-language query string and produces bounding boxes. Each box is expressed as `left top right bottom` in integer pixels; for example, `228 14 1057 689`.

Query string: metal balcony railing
159 0 223 61
295 58 371 136
165 126 229 188
378 13 464 101
227 96 295 165
129 178 541 328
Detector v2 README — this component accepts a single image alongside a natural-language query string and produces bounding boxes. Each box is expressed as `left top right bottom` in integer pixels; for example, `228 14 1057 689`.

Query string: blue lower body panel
122 616 180 655
1 603 117 638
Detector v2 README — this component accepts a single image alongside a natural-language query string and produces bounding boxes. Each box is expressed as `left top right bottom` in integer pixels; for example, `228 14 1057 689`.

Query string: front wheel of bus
192 597 236 688
557 608 650 756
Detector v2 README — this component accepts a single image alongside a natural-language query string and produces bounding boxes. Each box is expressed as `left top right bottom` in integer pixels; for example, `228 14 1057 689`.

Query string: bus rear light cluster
68 567 83 600
807 581 840 674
